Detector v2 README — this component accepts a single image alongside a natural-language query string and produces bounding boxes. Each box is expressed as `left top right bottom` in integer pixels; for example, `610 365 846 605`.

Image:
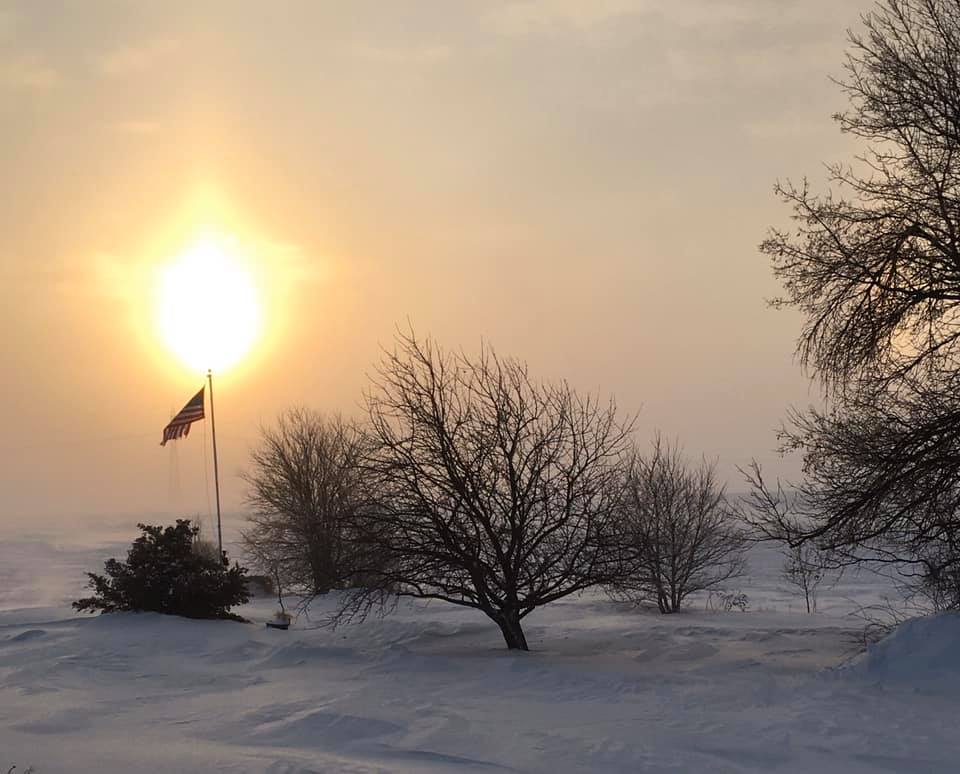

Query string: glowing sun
156 234 261 373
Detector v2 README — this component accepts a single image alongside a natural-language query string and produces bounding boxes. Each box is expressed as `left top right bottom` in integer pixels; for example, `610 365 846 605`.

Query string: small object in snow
267 608 292 630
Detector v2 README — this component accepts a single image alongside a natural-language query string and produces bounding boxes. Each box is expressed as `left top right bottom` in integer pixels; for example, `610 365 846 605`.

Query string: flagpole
207 369 224 560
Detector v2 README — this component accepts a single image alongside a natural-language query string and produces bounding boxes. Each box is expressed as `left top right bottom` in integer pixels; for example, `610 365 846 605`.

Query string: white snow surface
847 611 960 689
1 530 958 773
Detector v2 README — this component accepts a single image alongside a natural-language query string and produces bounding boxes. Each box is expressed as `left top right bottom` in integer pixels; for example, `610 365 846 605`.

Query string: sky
0 0 874 528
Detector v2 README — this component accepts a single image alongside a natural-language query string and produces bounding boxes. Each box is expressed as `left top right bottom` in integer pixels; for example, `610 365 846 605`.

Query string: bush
73 520 250 621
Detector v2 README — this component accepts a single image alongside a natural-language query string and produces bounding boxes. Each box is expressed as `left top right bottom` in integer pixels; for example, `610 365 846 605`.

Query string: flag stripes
161 387 205 446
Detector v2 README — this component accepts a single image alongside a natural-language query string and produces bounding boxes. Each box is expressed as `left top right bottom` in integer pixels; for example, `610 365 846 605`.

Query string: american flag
161 387 205 446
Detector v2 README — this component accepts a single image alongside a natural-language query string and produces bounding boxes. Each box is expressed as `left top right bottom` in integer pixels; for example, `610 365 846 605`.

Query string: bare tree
764 0 960 394
609 435 745 614
242 409 371 595
738 462 835 614
756 0 960 582
342 331 633 650
782 543 831 614
904 537 960 611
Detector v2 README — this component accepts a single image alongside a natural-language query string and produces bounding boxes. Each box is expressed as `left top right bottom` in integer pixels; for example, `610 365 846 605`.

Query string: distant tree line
242 330 747 650
73 331 748 647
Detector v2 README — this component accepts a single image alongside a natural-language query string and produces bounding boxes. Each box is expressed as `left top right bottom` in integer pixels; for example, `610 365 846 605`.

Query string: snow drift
849 611 960 692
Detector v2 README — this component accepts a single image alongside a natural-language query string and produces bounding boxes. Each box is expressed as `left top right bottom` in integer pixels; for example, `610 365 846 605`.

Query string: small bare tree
342 331 633 650
782 542 830 614
739 462 838 614
242 409 371 595
610 435 745 613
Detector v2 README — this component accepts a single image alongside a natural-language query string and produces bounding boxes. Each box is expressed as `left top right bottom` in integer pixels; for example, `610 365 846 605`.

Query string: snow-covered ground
1 526 958 773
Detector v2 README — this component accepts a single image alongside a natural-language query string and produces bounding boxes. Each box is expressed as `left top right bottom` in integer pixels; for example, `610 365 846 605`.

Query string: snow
1 529 958 772
847 611 960 690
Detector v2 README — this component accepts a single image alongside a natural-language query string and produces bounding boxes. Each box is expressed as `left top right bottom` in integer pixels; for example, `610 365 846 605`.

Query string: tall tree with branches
751 0 960 595
343 331 633 650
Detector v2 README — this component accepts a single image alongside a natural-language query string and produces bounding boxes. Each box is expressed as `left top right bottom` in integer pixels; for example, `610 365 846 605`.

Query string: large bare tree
345 331 633 650
753 0 960 592
242 409 371 595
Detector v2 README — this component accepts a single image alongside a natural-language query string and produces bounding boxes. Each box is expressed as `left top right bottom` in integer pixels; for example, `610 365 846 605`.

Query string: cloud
344 43 453 65
0 53 60 91
103 120 161 136
492 0 641 34
257 240 327 287
0 8 16 42
743 116 835 140
490 0 854 49
97 38 179 77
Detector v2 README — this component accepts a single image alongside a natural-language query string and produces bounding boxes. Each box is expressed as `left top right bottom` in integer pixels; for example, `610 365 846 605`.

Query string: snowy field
1 523 959 773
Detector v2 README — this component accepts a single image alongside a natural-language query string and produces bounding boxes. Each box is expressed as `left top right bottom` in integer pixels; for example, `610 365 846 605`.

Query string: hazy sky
1 0 873 527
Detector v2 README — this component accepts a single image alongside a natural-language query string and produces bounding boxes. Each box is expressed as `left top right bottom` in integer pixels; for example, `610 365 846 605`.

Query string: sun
156 233 261 373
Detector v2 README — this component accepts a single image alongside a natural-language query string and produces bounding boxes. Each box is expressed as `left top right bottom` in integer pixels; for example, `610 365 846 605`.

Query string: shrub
73 520 250 621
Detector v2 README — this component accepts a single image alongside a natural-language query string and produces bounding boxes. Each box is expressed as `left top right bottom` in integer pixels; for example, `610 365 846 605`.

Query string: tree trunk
494 609 529 650
656 584 671 614
671 586 682 613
